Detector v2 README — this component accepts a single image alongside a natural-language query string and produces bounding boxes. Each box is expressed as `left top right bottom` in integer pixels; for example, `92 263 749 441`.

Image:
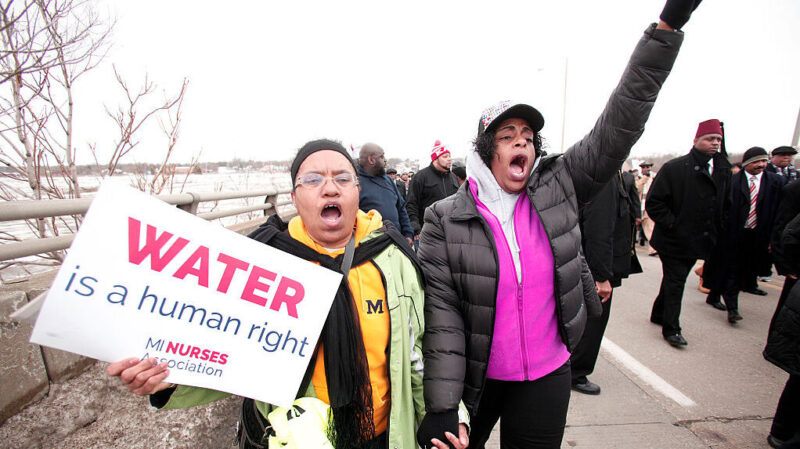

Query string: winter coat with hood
417 23 683 415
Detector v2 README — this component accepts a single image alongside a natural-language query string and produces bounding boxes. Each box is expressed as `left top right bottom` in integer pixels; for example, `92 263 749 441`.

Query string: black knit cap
742 146 769 166
290 139 357 184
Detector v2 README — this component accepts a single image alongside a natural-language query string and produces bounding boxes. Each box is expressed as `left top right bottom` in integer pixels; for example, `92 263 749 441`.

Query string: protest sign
30 181 342 407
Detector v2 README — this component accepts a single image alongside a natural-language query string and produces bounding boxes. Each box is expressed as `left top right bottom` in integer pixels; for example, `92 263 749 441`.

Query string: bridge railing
0 187 295 262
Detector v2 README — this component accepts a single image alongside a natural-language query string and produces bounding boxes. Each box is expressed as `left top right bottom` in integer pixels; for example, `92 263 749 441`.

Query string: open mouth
320 203 342 225
509 154 528 180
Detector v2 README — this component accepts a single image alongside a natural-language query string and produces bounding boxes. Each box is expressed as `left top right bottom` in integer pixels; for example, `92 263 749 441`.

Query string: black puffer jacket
418 24 683 415
764 211 800 375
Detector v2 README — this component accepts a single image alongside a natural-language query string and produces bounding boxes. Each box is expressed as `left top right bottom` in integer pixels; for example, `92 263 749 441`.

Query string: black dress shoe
664 334 688 347
728 310 743 323
571 379 601 395
767 434 784 448
743 287 768 296
706 298 727 311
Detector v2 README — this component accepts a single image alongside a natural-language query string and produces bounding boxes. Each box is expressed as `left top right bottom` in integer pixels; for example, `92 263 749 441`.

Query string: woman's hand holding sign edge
107 357 174 396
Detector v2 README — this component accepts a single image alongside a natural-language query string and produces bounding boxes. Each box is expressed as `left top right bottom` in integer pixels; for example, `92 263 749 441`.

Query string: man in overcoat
705 147 786 322
571 170 642 394
646 119 732 347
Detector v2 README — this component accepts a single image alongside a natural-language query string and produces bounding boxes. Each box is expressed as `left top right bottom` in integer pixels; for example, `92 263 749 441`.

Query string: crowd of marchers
102 1 800 448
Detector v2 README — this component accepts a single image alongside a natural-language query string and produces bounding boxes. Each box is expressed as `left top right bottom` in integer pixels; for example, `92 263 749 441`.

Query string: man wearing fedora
646 119 732 346
705 147 787 323
766 146 798 182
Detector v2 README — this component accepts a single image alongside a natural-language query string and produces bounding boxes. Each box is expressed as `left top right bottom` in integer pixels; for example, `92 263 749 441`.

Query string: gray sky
75 0 800 165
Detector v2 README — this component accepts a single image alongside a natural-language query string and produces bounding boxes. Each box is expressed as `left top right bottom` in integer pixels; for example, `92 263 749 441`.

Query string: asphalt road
485 246 788 449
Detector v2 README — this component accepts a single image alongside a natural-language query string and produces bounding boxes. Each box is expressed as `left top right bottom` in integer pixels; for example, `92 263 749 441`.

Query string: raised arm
564 0 702 204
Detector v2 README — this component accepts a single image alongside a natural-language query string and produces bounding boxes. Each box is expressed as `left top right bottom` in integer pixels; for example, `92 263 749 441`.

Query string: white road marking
601 337 697 407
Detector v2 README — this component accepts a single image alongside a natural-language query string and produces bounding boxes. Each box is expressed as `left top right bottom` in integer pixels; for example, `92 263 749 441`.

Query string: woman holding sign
108 140 467 449
416 1 700 448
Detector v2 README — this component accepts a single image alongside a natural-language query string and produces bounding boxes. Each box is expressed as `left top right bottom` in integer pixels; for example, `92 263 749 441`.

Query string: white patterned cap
478 100 545 135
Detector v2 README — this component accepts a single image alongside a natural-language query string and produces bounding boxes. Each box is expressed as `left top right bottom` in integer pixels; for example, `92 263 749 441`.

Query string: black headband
290 139 357 184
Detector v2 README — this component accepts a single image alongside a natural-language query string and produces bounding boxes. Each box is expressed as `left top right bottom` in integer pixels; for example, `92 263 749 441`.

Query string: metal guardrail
0 187 294 262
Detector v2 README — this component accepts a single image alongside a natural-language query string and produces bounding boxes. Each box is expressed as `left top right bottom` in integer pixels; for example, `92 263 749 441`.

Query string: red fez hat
695 119 723 138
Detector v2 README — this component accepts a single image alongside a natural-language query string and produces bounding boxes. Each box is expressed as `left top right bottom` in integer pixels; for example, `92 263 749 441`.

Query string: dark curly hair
473 129 544 167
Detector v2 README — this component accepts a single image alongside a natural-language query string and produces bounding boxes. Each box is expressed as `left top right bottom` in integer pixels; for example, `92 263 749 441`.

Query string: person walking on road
646 118 732 347
396 172 410 201
107 140 453 449
405 140 459 238
704 146 786 323
357 143 415 244
766 146 798 182
764 180 800 448
415 1 697 446
571 170 643 395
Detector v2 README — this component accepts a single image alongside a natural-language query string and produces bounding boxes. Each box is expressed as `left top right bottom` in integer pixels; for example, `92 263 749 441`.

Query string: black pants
707 261 742 312
771 374 800 443
468 362 571 449
651 255 696 336
737 229 761 291
571 294 612 382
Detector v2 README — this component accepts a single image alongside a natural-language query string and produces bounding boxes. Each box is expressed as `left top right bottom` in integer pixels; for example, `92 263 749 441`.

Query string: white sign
30 181 342 407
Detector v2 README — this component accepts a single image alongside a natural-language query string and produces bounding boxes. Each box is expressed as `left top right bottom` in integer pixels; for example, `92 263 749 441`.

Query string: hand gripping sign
30 181 342 407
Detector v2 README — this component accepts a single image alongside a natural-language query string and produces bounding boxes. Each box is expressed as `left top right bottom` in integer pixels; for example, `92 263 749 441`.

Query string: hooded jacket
418 23 683 415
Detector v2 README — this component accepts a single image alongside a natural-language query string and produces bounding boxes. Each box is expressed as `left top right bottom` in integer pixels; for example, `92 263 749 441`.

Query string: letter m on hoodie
128 217 189 272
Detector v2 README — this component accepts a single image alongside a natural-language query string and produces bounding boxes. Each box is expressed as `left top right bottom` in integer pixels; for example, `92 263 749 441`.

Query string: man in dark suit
765 146 798 182
705 147 786 323
646 119 732 347
572 170 642 394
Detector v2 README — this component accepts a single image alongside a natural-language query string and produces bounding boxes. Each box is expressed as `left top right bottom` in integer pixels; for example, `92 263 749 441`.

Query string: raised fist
660 0 703 30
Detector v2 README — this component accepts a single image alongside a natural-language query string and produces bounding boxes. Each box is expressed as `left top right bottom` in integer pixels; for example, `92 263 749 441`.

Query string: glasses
294 173 358 189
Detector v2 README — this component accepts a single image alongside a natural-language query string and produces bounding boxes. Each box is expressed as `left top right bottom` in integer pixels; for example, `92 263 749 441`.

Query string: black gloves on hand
659 0 703 30
416 410 459 449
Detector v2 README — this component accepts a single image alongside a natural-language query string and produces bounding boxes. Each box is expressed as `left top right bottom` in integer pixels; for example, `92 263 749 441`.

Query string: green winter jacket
154 227 430 449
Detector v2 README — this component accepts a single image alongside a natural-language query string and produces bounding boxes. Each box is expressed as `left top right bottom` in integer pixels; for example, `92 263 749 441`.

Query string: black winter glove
659 0 702 30
416 410 459 449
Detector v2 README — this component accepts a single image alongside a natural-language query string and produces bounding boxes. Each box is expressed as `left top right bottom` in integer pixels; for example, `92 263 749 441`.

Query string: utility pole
560 58 569 153
792 105 800 147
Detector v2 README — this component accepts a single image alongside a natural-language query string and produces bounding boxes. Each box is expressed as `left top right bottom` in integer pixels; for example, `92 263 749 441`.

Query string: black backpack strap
238 398 268 449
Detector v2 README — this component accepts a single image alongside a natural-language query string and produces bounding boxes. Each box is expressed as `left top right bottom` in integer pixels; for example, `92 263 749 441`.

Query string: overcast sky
74 0 800 165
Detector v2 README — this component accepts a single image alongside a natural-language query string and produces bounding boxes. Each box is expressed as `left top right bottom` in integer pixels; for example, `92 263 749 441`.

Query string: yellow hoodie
288 210 391 434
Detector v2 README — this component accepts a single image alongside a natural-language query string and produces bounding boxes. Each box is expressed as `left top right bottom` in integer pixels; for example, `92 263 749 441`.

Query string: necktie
745 176 757 229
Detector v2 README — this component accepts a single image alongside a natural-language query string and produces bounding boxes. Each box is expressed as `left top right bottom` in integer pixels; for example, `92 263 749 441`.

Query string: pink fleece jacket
469 179 570 381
